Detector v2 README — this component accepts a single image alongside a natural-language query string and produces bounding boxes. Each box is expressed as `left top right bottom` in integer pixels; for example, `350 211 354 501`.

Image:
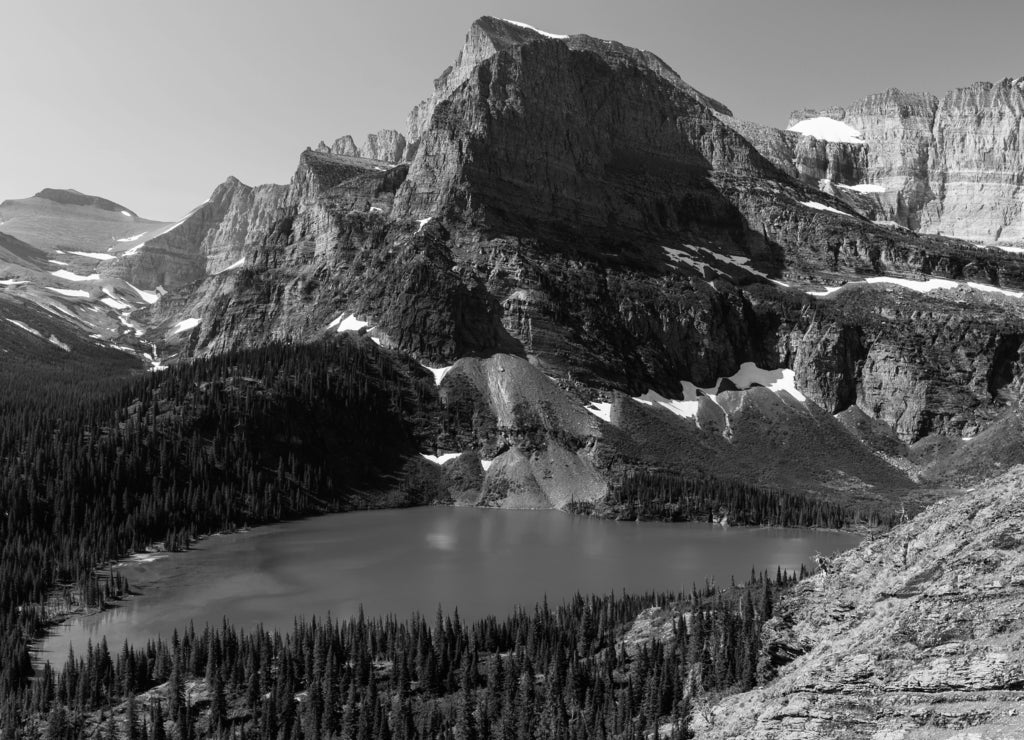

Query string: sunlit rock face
780 78 1024 245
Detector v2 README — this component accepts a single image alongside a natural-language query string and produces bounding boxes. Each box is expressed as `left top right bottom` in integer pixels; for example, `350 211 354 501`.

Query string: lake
38 507 858 666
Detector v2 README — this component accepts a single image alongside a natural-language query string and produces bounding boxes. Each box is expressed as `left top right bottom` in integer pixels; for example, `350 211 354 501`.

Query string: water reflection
41 507 858 666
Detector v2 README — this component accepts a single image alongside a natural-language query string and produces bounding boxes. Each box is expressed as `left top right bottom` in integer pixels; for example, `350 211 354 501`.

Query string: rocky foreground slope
696 467 1024 739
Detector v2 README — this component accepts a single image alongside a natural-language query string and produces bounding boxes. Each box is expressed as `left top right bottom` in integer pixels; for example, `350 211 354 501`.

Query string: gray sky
5 0 1022 221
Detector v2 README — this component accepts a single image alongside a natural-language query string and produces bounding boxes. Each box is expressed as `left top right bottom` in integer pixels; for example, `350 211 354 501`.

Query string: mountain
0 187 171 254
4 19 1024 505
697 465 1024 739
761 78 1024 246
51 17 1012 503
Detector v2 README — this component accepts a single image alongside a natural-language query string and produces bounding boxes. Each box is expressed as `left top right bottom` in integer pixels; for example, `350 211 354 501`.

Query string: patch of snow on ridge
68 250 117 260
217 257 245 274
633 390 700 419
480 459 494 472
806 285 845 297
126 282 160 304
0 279 28 286
123 242 146 257
328 314 370 333
787 117 865 144
841 183 886 194
115 232 147 243
415 217 432 233
423 364 453 386
51 269 99 282
586 402 612 422
120 210 132 217
421 452 461 465
48 260 69 266
171 318 201 334
5 319 43 338
725 363 806 402
48 335 70 352
800 201 854 217
500 19 569 39
46 287 90 298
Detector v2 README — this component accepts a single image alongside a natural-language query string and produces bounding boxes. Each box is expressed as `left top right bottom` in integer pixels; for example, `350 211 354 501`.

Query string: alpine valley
2 16 1024 739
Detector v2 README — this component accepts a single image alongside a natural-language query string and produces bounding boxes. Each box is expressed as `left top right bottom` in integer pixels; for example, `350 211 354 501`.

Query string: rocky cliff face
698 466 1024 739
782 79 1024 244
52 18 1024 493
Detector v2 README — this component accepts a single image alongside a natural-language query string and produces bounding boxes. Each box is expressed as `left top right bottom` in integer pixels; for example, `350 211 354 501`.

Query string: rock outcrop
699 466 1024 739
780 79 1024 244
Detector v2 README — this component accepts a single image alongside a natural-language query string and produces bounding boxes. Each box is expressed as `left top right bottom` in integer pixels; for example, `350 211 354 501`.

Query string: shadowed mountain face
4 17 1024 503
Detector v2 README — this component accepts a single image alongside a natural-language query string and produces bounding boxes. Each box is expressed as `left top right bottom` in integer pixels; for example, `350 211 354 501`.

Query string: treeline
0 337 438 698
14 573 796 739
601 470 899 529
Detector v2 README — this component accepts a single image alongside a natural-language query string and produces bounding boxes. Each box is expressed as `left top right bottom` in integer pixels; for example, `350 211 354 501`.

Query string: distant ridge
31 187 136 216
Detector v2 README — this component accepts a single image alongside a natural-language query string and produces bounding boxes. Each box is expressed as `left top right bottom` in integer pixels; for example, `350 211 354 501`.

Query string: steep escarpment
104 177 287 290
85 18 1024 480
699 467 1024 739
784 79 1024 244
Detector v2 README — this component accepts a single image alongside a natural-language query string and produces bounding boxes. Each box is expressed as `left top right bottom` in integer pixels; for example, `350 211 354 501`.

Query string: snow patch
48 259 69 266
171 317 201 334
480 459 494 472
51 269 99 282
423 364 453 386
800 201 854 217
115 232 147 243
217 257 245 273
46 287 90 298
421 452 461 465
787 117 865 144
123 242 146 257
68 250 117 260
0 279 29 286
415 217 432 233
47 335 70 352
328 314 370 333
500 19 569 39
725 362 806 402
633 390 700 419
120 210 133 217
585 402 613 422
126 282 160 304
806 285 845 297
5 319 43 338
842 183 886 194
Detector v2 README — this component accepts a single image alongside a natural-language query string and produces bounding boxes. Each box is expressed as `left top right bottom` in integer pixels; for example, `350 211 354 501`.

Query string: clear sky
4 0 1022 221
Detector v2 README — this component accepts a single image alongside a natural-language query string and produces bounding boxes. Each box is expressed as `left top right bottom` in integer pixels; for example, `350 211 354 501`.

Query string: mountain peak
33 187 135 216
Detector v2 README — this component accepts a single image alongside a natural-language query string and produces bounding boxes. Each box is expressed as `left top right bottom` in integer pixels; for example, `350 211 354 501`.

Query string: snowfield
46 287 90 298
501 19 569 39
126 282 160 304
788 116 865 144
328 314 370 333
68 250 117 260
171 318 201 334
51 269 100 282
808 276 1024 300
6 319 43 338
631 362 806 421
800 200 854 217
421 452 461 465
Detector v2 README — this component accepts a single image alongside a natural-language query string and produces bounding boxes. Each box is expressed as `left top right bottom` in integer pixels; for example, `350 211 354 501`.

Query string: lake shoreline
35 505 860 672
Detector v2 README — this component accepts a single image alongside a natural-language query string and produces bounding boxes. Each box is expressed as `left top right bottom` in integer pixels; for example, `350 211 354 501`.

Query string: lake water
38 507 858 666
